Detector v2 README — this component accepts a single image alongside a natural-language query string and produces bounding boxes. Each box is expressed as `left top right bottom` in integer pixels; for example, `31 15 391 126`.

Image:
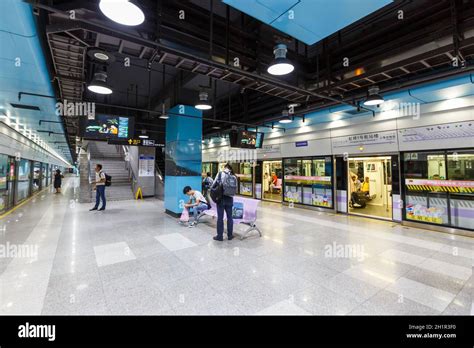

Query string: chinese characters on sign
332 131 397 148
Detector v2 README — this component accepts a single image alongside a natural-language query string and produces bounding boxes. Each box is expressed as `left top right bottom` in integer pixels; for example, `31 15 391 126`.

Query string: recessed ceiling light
99 0 145 26
268 44 294 76
212 126 221 129
87 49 115 63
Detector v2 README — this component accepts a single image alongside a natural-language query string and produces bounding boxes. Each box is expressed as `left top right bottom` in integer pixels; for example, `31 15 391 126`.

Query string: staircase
88 141 134 201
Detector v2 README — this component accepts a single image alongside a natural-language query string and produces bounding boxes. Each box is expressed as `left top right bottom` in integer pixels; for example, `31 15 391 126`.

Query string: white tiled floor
155 233 197 251
0 177 473 315
93 242 136 267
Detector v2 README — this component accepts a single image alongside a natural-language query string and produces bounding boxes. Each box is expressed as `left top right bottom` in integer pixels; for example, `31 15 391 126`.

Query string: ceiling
222 0 393 45
0 0 73 164
3 0 473 157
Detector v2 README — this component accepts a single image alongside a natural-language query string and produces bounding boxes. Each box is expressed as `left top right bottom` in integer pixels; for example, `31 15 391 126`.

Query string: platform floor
0 177 472 315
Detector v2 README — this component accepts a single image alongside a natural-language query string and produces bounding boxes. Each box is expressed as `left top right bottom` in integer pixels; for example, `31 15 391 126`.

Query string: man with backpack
210 163 237 241
90 163 107 211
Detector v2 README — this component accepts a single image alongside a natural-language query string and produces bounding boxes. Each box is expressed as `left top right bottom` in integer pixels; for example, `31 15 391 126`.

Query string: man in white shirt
183 185 209 227
90 164 106 211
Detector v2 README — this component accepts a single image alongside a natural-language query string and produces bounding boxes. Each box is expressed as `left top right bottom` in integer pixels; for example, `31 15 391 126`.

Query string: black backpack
210 173 224 203
102 171 112 187
222 172 237 197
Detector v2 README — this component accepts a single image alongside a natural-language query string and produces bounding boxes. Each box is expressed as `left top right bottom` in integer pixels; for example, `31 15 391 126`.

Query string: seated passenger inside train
350 174 367 208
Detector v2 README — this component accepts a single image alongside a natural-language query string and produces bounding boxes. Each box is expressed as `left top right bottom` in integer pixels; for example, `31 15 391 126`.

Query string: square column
164 105 202 215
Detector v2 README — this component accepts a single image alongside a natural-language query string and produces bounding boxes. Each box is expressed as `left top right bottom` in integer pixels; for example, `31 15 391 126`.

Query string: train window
447 151 474 181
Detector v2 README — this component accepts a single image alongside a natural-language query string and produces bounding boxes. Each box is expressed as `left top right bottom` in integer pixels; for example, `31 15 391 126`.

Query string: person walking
53 169 63 193
210 163 237 241
90 164 106 211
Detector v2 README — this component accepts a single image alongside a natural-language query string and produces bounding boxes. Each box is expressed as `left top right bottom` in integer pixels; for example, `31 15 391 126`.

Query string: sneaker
353 203 362 208
213 236 223 241
188 222 196 228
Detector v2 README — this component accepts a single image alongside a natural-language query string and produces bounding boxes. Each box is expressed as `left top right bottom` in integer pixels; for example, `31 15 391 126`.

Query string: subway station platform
1 177 472 315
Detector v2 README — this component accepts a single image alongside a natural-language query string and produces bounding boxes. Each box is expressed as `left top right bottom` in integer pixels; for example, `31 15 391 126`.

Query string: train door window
301 159 312 204
238 162 253 196
33 161 41 192
283 158 302 204
447 151 474 230
311 157 333 208
42 163 48 188
17 159 31 203
0 154 9 213
255 161 262 199
403 151 448 226
262 160 282 202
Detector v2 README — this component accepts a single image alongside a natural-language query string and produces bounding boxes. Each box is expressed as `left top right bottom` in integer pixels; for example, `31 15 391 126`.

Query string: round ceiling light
87 49 116 62
267 44 294 76
94 52 109 60
99 0 145 26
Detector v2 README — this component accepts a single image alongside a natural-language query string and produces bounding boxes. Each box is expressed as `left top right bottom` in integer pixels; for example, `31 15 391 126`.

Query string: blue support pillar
164 104 202 216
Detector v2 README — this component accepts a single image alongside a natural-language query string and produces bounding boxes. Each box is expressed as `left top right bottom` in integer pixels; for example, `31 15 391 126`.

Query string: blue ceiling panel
222 0 392 44
0 0 71 164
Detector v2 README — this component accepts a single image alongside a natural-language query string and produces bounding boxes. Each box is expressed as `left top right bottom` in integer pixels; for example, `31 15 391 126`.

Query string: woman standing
54 169 63 193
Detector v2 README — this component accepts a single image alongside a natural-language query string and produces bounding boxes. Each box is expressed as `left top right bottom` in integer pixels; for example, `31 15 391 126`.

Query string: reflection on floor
0 177 473 315
262 191 282 202
349 204 392 219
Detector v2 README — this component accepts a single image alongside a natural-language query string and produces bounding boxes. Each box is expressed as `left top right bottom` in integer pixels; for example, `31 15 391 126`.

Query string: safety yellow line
0 185 51 220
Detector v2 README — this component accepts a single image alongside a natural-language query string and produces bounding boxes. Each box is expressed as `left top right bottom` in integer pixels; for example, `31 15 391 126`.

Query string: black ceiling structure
30 0 474 151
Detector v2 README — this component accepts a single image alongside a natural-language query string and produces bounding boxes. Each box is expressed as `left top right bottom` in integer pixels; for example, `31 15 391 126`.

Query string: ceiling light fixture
278 110 292 124
87 72 113 95
363 86 384 106
267 44 294 76
138 130 148 139
159 104 169 119
87 49 115 63
195 91 212 110
99 0 145 26
212 126 221 130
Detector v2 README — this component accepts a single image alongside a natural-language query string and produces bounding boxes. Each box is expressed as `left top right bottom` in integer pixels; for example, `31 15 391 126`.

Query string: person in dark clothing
211 163 234 241
53 169 63 193
202 172 213 198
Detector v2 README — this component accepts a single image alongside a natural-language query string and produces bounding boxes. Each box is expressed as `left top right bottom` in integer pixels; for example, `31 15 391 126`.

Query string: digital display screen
236 131 264 149
239 131 257 148
84 115 133 140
